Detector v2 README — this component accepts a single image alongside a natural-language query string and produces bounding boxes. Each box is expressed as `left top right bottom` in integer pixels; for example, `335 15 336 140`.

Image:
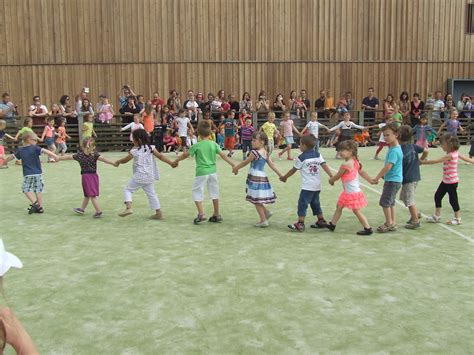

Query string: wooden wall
0 0 473 112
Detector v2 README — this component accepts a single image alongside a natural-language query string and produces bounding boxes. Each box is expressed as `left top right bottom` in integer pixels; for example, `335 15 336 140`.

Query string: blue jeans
297 190 322 217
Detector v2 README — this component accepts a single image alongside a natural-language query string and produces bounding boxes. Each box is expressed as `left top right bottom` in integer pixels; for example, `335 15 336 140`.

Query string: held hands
115 161 121 167
232 166 239 175
328 177 335 186
171 160 179 168
279 176 287 183
370 178 379 185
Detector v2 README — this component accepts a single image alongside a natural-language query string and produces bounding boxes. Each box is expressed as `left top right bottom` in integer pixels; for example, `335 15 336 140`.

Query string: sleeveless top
442 151 459 184
341 159 362 193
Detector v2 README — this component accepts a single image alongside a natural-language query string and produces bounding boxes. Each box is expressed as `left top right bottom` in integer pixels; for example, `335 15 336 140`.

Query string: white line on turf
327 167 474 243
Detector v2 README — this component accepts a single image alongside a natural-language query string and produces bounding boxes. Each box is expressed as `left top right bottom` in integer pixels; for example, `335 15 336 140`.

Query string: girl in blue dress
233 131 283 227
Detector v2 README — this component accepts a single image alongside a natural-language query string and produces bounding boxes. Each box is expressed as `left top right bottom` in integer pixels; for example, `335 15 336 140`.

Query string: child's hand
280 176 287 183
115 161 120 167
171 161 178 168
328 178 334 186
371 178 378 185
232 167 239 175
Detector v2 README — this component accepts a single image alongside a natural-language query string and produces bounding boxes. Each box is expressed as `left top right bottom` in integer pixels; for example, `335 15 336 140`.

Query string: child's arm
4 154 16 164
57 155 74 161
120 123 133 131
266 156 283 178
420 148 429 161
115 153 133 166
280 167 297 182
291 122 301 136
41 148 58 161
328 122 342 132
359 168 375 184
40 127 47 142
81 124 88 133
319 123 330 131
459 154 474 164
420 154 452 165
437 122 446 135
98 155 117 167
232 153 254 175
373 163 393 182
328 165 347 185
321 163 334 178
14 131 21 141
66 133 72 139
92 127 97 138
188 121 194 134
4 133 15 140
300 126 308 136
218 151 235 167
175 151 190 163
153 149 178 168
459 124 466 134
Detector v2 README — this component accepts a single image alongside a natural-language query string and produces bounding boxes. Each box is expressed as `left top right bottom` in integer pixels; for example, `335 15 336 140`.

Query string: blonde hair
81 137 96 155
0 120 6 131
267 112 275 120
22 131 38 143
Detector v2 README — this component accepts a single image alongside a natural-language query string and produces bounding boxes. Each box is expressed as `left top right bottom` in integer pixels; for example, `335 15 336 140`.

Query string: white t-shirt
176 117 190 136
305 121 322 138
185 101 199 111
130 145 159 184
294 150 326 191
378 123 386 142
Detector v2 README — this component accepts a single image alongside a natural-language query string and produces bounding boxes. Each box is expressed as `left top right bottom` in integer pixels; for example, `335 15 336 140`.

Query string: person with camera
239 92 253 112
118 85 136 109
457 93 472 119
0 93 18 126
256 91 270 121
272 93 286 118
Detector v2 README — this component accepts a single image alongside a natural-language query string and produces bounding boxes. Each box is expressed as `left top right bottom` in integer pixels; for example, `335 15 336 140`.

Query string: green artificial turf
1 145 473 354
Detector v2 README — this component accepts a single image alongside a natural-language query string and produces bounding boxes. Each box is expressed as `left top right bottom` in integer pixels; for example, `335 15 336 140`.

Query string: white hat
0 239 23 276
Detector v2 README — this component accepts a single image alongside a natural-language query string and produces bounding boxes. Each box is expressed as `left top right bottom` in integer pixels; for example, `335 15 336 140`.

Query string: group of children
3 110 473 235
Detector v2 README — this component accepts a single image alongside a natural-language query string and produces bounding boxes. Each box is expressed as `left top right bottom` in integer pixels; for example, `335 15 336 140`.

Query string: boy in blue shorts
372 123 403 232
280 135 333 232
5 132 58 214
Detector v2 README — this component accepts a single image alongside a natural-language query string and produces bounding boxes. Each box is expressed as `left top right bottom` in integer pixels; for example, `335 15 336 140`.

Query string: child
371 124 403 233
121 115 144 141
392 105 403 127
278 111 301 160
97 96 114 124
141 102 156 135
259 112 278 156
163 130 177 152
0 119 14 168
413 114 437 150
300 112 330 151
153 118 168 152
220 110 238 157
58 138 116 218
328 112 367 158
370 116 393 160
240 118 255 160
354 129 370 147
232 131 283 227
326 140 373 235
280 135 333 232
115 129 177 219
174 109 193 153
81 113 97 139
4 132 58 213
437 109 465 137
216 126 225 149
175 120 235 224
294 96 307 119
40 117 56 162
55 118 71 156
186 129 198 147
421 134 474 225
399 125 428 229
13 117 35 165
326 128 340 148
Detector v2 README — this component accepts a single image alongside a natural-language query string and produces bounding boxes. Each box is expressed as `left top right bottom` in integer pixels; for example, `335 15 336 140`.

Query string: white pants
124 179 161 210
192 173 219 201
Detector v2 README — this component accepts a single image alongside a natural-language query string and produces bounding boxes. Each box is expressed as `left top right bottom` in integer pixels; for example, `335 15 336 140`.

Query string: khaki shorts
400 181 417 207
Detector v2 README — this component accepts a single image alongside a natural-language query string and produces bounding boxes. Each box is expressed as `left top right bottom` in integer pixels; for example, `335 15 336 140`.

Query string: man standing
314 90 326 118
361 87 380 119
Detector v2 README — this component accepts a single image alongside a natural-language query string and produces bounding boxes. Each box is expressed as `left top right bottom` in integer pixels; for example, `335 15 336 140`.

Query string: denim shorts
379 181 402 208
297 190 322 217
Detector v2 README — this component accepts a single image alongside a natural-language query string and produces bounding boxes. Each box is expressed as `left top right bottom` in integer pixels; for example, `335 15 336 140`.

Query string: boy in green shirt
175 120 235 224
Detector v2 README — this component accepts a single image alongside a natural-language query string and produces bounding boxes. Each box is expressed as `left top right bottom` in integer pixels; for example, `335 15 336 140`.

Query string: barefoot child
115 129 177 219
278 111 301 160
58 138 117 218
421 133 474 225
4 132 58 214
326 140 373 235
372 124 403 233
233 131 283 228
175 120 235 224
399 125 428 229
280 135 333 232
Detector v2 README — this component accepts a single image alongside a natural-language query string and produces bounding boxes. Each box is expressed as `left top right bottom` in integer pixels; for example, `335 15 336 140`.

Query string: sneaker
118 209 133 217
425 214 441 223
446 217 462 225
150 211 163 220
357 227 373 235
405 221 420 229
310 218 328 229
265 210 273 220
208 215 223 223
255 220 269 228
73 208 85 215
374 156 380 160
93 212 103 218
288 222 305 232
326 222 336 232
193 214 206 224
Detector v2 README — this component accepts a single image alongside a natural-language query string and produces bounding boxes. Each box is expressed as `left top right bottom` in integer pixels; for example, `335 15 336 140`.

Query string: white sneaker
255 220 269 228
425 214 441 223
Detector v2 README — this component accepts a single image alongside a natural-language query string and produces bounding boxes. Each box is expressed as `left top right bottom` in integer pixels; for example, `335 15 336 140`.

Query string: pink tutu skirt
337 191 367 210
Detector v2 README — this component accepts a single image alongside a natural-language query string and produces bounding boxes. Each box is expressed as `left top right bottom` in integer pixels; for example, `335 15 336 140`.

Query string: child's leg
211 199 220 217
208 173 220 217
296 190 310 223
142 183 161 216
309 191 323 221
330 205 344 225
382 207 393 225
433 182 448 216
192 176 206 217
24 192 36 204
35 192 43 207
90 197 101 213
352 209 370 229
81 197 90 210
194 201 205 216
390 206 396 225
446 183 460 218
374 143 384 158
255 204 267 222
121 179 140 213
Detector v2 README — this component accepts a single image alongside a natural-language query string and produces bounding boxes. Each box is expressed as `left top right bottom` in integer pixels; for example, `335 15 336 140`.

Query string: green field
1 145 473 354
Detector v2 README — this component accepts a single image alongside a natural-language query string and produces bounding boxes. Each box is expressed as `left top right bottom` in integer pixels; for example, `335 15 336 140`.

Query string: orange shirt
56 126 67 143
142 112 154 133
354 131 369 143
325 96 335 109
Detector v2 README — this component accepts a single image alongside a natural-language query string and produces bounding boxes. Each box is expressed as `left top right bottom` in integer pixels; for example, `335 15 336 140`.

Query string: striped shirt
443 151 459 184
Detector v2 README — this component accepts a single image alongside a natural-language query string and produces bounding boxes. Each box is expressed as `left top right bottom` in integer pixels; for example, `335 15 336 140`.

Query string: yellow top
261 122 277 140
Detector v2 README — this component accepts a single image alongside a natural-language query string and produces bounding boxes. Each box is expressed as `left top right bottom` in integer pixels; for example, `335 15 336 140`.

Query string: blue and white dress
245 150 276 205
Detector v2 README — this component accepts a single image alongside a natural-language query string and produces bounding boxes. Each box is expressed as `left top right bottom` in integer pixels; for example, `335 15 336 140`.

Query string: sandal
377 223 395 233
193 214 206 224
425 214 441 223
446 218 461 225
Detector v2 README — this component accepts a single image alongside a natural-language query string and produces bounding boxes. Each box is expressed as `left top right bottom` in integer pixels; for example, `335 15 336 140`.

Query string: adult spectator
345 91 355 111
300 89 311 111
59 95 77 123
288 90 298 113
119 96 140 122
0 93 18 125
166 90 181 112
324 90 336 119
361 87 379 119
77 98 95 123
432 91 445 121
216 89 226 101
314 90 326 118
117 85 136 109
228 94 240 112
457 93 473 118
151 91 165 113
255 90 270 121
75 89 89 114
398 91 410 125
239 92 253 112
410 93 424 126
273 93 286 118
205 93 215 112
383 94 396 117
196 92 206 112
28 96 48 125
136 95 146 113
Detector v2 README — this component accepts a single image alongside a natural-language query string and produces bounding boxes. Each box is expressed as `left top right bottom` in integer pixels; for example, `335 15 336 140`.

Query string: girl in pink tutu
326 140 373 235
58 138 117 218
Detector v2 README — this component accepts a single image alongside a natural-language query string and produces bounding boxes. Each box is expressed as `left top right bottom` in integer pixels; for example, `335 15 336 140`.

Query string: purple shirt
446 119 460 135
241 125 255 141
